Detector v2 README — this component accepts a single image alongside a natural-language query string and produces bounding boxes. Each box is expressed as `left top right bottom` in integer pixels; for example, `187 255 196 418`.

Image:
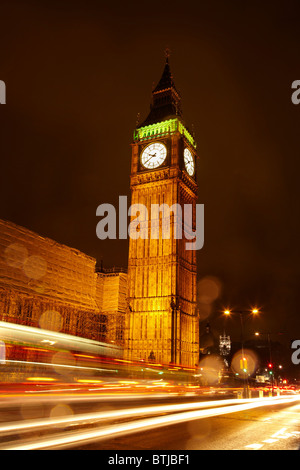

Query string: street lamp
254 330 275 394
224 308 260 316
223 307 260 398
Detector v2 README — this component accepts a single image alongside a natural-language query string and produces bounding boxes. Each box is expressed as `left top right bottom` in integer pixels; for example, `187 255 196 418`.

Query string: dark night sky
1 0 300 346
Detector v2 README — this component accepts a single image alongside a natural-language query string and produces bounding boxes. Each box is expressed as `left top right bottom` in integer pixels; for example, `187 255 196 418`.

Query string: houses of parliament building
0 56 200 367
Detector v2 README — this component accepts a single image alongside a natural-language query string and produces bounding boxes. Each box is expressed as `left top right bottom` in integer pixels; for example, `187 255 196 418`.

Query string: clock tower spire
138 52 182 128
125 54 199 367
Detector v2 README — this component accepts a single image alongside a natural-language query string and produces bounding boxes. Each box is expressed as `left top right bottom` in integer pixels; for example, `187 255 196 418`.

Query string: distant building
0 218 126 346
219 333 231 357
219 333 231 367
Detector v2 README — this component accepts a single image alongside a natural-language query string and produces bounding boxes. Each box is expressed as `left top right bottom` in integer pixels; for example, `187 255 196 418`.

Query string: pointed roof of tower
137 51 183 128
152 55 178 93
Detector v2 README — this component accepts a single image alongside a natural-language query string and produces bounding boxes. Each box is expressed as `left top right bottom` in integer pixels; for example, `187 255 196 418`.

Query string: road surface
0 391 299 450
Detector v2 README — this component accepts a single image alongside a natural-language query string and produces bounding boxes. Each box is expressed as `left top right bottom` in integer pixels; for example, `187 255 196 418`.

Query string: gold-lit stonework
125 57 199 366
0 219 127 346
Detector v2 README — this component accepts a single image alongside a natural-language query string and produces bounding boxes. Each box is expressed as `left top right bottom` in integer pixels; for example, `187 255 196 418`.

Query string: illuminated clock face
184 148 195 176
141 142 167 169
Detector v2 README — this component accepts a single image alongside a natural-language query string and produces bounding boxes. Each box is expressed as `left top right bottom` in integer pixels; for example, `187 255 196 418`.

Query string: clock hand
144 152 157 164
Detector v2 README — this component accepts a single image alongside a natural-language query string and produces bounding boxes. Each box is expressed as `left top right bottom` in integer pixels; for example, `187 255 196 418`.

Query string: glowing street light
223 308 260 317
222 307 261 398
254 330 276 394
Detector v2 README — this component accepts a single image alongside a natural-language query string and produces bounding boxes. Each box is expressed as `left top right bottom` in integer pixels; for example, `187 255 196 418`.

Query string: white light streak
1 395 300 450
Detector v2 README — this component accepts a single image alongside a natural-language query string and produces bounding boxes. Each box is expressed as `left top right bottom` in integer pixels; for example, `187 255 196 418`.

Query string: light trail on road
1 394 300 450
0 396 272 436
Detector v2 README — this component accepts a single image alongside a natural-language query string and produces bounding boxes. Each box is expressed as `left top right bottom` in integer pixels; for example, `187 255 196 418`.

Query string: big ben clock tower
125 53 199 367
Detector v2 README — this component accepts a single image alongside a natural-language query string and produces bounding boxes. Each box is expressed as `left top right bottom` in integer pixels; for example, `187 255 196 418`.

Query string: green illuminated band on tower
134 118 196 149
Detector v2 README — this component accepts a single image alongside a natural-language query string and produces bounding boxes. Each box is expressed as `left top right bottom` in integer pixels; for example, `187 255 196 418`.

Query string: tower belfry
125 55 199 366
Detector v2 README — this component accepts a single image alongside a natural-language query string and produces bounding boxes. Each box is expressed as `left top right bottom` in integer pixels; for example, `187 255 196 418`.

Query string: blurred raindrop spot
23 255 47 280
197 276 222 320
230 348 258 377
198 354 224 385
197 303 212 321
4 243 28 269
39 310 63 332
197 276 222 304
50 404 73 418
20 403 46 420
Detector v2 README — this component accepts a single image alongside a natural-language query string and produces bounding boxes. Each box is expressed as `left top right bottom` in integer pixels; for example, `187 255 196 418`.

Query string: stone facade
96 269 127 344
0 218 126 345
126 139 199 366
